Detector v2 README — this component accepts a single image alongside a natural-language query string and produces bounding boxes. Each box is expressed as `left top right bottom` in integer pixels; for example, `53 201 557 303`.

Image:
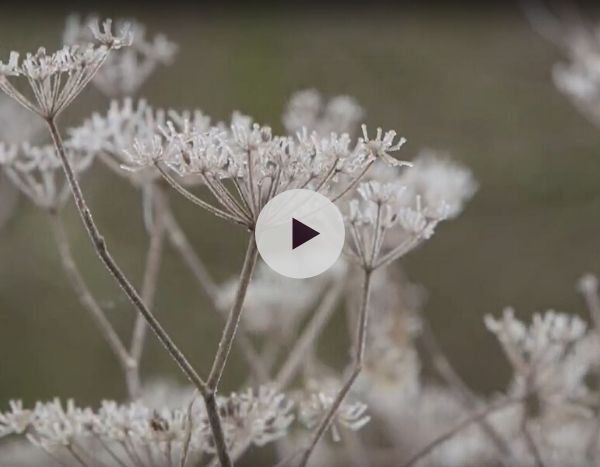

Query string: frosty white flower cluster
0 141 94 209
122 107 407 227
0 19 131 118
346 179 440 269
64 15 177 97
485 308 599 405
298 379 371 443
0 386 293 465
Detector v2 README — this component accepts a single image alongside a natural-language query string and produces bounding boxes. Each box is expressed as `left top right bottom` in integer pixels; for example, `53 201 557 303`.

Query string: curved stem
44 118 240 458
400 397 522 467
48 209 133 388
127 187 167 397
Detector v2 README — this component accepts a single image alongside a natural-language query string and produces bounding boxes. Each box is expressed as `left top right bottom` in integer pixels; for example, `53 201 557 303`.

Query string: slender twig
155 163 248 226
127 187 167 398
275 280 345 389
162 208 219 300
207 234 258 390
298 268 373 467
47 209 134 385
162 205 267 381
46 118 233 467
521 415 545 467
419 316 513 462
400 396 523 467
330 161 374 203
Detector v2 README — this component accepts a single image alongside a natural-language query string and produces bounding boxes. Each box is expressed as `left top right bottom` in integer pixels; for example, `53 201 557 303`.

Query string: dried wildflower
360 124 408 168
298 379 371 442
0 141 94 209
0 386 292 465
283 89 365 137
345 180 441 269
64 15 177 97
0 19 131 118
126 108 407 227
485 308 599 406
199 386 294 451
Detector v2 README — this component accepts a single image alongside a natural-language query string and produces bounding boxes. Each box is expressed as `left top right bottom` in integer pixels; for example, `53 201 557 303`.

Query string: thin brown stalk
275 281 344 389
400 396 522 467
46 118 233 466
419 317 513 462
127 187 167 398
162 206 267 381
298 268 373 467
207 234 258 390
48 210 133 385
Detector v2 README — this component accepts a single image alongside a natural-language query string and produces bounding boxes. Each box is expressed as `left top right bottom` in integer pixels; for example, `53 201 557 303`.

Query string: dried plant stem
127 187 167 398
162 209 219 301
207 234 258 390
162 207 267 381
419 317 513 463
46 118 233 467
400 396 523 467
298 268 373 467
47 209 133 389
275 280 344 389
521 416 545 467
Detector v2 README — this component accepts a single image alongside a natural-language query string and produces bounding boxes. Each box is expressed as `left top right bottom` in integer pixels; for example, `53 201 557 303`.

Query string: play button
292 218 320 249
255 189 345 279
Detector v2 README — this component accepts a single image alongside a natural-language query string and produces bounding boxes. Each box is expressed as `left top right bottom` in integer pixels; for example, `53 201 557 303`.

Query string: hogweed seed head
0 18 131 118
64 15 176 97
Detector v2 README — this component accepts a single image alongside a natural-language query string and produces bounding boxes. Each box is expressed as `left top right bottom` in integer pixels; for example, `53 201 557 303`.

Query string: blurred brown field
1 4 599 411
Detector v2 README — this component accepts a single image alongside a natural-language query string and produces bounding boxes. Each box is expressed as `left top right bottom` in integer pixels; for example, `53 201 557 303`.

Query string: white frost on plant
64 15 177 97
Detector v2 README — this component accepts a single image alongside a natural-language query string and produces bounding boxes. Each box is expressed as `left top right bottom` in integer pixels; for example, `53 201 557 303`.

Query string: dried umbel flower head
69 98 210 185
0 19 131 118
283 88 365 137
0 141 94 209
345 179 442 270
125 108 408 227
298 379 371 442
198 386 294 452
64 15 177 97
0 386 293 465
485 308 599 407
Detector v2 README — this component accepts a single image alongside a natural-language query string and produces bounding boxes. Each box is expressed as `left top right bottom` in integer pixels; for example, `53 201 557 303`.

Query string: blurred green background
1 3 600 408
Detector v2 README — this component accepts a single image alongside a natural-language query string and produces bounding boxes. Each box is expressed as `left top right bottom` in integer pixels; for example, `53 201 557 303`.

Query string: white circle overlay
255 189 345 279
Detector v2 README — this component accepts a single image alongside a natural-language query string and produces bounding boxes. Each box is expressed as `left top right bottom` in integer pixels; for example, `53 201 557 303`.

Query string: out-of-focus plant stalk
45 116 233 467
298 268 373 467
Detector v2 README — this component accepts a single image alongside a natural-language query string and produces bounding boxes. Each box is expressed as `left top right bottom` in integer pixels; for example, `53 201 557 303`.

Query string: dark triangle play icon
292 218 320 249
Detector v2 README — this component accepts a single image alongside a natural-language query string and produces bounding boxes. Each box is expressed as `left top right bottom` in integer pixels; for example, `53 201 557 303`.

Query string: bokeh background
1 2 600 410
